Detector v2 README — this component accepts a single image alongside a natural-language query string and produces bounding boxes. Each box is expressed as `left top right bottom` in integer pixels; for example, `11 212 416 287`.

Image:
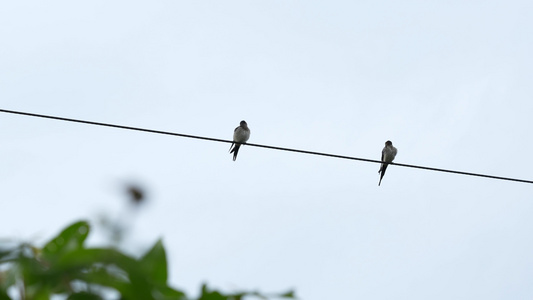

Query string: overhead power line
1 108 531 185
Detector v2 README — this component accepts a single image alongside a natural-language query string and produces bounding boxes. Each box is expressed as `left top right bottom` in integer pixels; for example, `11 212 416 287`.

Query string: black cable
1 108 531 184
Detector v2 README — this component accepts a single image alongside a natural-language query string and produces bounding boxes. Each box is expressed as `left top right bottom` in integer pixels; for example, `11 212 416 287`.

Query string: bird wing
392 147 398 158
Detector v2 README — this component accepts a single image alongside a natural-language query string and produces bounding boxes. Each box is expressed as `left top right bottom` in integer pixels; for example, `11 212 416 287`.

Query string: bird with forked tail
229 120 250 161
378 140 397 186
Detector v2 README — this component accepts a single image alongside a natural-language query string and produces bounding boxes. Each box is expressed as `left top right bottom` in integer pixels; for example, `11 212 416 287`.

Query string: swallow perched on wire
378 140 397 186
229 120 250 161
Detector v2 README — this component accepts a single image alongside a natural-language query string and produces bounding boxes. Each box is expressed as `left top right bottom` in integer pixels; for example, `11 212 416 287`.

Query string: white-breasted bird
229 120 250 161
378 140 397 186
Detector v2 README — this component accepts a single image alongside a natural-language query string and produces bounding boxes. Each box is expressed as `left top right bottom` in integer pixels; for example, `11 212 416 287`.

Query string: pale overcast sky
1 1 533 299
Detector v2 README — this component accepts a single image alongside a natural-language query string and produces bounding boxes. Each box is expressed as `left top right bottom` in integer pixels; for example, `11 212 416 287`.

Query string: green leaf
82 266 130 295
151 285 187 300
67 292 103 300
0 288 11 300
55 248 154 299
28 286 51 300
139 239 167 284
199 290 226 300
42 221 90 260
198 284 228 300
279 290 296 298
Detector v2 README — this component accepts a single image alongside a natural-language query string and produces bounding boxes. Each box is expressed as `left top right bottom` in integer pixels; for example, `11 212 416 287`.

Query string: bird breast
234 128 250 143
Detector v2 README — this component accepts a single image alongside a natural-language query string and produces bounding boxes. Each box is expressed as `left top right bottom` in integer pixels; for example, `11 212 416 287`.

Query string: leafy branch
0 221 295 300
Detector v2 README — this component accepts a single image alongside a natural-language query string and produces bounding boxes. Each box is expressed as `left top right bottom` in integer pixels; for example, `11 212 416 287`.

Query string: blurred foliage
0 220 295 300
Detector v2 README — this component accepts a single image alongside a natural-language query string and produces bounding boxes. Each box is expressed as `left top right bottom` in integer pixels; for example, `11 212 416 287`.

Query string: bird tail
230 143 241 161
378 163 388 186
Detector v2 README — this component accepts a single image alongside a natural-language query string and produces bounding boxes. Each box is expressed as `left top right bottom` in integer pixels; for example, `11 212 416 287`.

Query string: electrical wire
1 108 531 184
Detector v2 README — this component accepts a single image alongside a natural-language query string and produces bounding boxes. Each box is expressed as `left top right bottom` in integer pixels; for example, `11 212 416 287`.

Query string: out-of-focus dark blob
126 185 147 208
127 185 144 205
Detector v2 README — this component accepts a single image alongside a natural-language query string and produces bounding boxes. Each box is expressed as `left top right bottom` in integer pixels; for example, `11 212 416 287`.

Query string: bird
378 140 397 186
229 120 250 161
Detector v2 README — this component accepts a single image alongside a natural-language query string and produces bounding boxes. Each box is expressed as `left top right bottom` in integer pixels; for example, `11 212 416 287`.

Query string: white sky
1 1 533 299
